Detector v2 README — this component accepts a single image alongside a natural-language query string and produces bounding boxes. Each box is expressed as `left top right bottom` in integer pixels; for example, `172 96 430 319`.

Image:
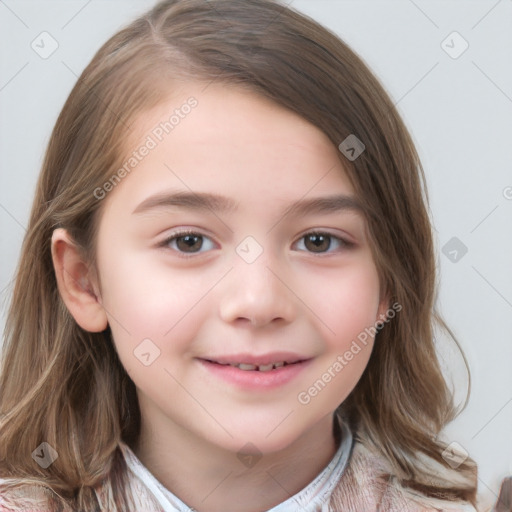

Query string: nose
218 249 297 328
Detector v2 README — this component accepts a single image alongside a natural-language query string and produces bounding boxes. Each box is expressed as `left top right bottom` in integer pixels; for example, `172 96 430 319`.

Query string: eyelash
159 229 354 258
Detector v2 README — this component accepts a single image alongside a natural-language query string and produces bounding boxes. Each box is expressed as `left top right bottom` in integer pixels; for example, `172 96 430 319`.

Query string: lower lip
198 359 312 390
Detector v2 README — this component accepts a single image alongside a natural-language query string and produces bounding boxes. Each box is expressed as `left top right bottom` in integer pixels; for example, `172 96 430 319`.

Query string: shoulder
0 445 166 512
0 480 69 512
328 439 477 512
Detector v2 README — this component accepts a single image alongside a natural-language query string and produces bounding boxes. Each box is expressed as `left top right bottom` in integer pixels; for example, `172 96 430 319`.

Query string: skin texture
52 83 389 512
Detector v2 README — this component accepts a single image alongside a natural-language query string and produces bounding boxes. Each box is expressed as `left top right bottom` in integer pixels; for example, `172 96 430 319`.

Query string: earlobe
51 228 108 333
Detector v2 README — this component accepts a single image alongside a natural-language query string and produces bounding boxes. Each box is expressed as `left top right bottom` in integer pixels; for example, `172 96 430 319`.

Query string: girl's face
95 83 388 454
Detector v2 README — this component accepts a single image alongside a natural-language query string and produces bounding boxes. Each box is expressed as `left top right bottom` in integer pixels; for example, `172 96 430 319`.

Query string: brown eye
295 232 351 254
176 234 203 252
303 233 331 252
163 231 215 254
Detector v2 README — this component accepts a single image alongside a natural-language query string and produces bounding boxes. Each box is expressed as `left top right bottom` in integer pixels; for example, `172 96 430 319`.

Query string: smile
206 361 294 372
198 354 313 390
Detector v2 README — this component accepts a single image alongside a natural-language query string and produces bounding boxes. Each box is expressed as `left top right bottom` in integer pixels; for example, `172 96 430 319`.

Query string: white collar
120 418 353 512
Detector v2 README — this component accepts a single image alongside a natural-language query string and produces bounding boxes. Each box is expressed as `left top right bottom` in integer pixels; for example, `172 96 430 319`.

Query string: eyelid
294 228 356 245
292 230 355 254
158 228 218 257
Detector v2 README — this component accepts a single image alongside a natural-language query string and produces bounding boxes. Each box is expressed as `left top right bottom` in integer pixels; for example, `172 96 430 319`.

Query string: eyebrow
132 190 364 217
132 191 238 215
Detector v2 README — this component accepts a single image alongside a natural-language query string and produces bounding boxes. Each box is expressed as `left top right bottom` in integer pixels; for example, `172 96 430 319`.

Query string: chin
205 415 316 456
219 432 299 458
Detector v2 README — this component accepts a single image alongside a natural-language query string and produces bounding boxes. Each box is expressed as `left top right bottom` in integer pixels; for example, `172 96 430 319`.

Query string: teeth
236 363 258 371
229 361 288 371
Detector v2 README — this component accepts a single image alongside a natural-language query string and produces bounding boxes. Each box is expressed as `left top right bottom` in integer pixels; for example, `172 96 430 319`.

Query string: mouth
197 354 312 389
203 360 300 372
201 352 308 371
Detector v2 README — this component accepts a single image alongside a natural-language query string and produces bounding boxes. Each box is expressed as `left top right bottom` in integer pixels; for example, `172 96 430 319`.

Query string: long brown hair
0 0 477 509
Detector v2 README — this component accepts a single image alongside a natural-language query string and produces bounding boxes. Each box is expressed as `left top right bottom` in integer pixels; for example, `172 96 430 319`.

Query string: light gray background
1 0 511 508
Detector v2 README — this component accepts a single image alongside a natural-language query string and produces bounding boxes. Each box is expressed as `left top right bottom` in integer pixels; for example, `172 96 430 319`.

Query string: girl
0 0 478 510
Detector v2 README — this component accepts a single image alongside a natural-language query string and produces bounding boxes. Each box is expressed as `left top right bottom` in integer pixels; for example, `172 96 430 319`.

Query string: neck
132 411 338 512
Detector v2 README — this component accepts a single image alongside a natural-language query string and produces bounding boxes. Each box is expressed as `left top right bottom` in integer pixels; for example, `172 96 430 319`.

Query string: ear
375 294 392 326
51 228 108 332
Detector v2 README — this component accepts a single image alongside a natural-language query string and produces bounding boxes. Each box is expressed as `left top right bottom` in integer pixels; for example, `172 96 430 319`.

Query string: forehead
108 82 355 211
128 82 338 157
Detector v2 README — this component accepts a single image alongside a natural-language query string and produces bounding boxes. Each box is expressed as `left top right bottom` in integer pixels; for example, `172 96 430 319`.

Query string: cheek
296 265 380 411
98 250 201 333
96 250 218 377
98 257 210 390
307 260 382 345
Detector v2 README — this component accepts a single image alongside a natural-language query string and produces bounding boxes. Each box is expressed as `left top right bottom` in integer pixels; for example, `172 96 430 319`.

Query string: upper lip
200 352 310 366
